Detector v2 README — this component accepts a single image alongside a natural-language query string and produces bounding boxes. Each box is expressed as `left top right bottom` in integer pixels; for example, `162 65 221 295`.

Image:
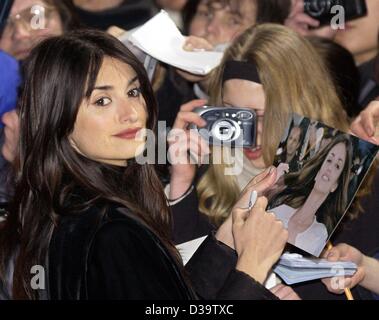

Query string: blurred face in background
334 0 379 65
286 126 301 157
0 0 63 60
189 0 257 46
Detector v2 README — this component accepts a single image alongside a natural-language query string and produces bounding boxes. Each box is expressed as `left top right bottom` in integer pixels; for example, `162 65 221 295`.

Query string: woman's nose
118 102 138 123
206 16 221 39
13 23 32 41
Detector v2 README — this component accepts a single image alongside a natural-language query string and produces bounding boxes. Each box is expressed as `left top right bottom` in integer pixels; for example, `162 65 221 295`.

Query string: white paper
128 10 223 75
176 236 208 266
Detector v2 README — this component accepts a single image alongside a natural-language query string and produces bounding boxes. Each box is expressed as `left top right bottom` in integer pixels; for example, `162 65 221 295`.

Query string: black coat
47 194 276 300
48 202 194 300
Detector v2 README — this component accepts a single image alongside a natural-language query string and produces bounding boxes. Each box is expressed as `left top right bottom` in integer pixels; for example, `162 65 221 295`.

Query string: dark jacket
47 193 276 300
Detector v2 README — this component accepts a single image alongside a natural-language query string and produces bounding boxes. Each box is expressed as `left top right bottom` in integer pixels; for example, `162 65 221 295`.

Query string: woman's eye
336 164 341 170
94 97 112 107
228 17 241 26
128 87 141 98
197 10 210 18
327 159 332 163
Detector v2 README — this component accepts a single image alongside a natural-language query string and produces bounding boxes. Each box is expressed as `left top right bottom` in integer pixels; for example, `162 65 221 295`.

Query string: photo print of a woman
267 134 353 256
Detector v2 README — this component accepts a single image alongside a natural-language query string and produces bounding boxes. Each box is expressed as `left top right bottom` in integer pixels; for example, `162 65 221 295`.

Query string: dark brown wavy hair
267 134 353 235
0 30 180 299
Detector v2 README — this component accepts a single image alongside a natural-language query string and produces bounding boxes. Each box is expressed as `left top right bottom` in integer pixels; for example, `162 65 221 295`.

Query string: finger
251 166 275 184
251 196 268 211
252 167 278 195
189 133 211 158
350 117 372 141
294 13 320 27
173 111 207 130
232 207 249 226
107 26 127 37
179 99 208 112
349 268 365 288
360 110 377 138
245 166 277 196
270 284 285 295
325 247 342 262
310 26 337 39
289 0 304 16
184 36 214 51
274 285 295 300
188 133 210 163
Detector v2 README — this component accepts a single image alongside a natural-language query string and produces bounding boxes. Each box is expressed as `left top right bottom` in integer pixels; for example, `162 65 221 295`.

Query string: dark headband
222 60 261 84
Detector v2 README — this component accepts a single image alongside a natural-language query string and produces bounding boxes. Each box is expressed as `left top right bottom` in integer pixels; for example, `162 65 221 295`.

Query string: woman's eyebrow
330 152 344 163
127 76 138 87
93 85 113 91
92 76 138 92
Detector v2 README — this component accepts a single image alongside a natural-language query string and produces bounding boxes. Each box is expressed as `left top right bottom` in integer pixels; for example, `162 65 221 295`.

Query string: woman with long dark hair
0 29 288 300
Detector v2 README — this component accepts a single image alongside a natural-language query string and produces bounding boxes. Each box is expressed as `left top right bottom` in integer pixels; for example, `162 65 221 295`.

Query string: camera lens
304 0 332 17
213 120 236 141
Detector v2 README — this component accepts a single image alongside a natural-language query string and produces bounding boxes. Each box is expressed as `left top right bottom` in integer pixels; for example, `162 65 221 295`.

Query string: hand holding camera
190 106 257 148
167 99 210 200
286 0 367 39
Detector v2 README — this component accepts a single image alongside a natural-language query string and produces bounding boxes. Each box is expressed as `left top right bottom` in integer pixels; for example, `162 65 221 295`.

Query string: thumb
232 208 249 226
250 166 277 195
325 247 342 262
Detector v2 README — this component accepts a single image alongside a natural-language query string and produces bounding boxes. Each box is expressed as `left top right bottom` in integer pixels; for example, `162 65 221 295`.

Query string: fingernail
268 166 275 175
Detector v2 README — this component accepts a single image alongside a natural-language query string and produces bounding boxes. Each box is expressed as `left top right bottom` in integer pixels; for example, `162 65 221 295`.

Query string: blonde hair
198 24 350 225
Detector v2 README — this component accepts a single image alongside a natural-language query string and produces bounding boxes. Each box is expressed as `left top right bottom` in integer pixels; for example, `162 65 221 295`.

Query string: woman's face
314 142 347 194
308 120 318 146
189 0 257 46
287 127 301 157
334 0 379 65
70 57 148 167
0 0 64 60
222 79 266 169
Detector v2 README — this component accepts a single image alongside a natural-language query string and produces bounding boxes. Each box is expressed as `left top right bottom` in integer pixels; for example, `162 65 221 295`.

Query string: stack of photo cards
273 253 357 285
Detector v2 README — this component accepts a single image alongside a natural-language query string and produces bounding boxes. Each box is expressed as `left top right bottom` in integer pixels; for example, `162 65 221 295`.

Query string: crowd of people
0 0 378 300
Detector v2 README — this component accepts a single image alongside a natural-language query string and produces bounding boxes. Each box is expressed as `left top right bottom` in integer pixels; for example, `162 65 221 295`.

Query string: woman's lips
113 128 142 140
244 147 262 160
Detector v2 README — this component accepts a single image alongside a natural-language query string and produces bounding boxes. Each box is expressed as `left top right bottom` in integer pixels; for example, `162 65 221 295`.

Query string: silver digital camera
190 106 257 148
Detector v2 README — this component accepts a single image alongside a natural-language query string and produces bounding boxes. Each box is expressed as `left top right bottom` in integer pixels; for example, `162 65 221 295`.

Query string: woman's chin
243 147 265 169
